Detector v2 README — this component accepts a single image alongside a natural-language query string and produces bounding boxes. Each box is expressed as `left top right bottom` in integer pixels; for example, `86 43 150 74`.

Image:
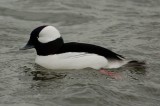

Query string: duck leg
99 68 122 80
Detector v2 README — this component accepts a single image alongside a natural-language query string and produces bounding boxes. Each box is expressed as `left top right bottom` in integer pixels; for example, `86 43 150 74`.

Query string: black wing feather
56 42 125 61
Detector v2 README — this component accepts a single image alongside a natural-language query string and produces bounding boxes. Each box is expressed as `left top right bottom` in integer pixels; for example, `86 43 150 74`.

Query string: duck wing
56 42 125 61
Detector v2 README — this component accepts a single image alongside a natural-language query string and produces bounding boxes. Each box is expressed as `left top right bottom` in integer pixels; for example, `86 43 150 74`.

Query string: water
0 0 160 106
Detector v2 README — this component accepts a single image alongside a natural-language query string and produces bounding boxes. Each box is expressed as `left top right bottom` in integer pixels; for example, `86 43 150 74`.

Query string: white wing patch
58 52 92 59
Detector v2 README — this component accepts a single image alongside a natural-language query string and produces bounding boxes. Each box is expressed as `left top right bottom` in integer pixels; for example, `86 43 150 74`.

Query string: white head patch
38 26 61 43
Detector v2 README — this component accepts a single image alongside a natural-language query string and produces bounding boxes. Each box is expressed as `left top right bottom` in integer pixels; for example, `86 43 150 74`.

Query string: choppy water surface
0 0 160 106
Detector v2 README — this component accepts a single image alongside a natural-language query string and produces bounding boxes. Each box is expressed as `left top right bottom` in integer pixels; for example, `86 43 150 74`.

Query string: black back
56 42 125 61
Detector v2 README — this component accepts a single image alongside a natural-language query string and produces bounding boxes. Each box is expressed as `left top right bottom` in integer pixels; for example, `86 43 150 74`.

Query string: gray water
0 0 160 106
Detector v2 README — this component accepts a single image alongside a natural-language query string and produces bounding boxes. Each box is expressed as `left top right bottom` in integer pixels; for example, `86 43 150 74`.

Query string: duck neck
35 37 64 56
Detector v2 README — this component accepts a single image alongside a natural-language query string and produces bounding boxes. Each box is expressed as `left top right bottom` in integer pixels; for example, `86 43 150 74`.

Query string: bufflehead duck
21 25 140 78
21 25 144 77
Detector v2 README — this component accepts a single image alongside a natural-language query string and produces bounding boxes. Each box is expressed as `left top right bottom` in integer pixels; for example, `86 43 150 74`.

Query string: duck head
21 25 64 56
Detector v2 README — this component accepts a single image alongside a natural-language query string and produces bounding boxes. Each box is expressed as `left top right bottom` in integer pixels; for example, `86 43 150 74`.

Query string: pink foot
99 69 122 80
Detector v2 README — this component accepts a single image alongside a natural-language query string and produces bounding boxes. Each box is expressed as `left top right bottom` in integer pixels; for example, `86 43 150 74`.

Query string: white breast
35 52 108 70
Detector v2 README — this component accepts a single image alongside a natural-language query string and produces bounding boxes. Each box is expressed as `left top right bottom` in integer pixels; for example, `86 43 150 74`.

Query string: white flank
38 26 61 43
35 52 128 70
35 52 109 70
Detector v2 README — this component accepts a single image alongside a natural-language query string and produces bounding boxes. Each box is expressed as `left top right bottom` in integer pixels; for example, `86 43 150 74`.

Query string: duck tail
125 60 146 67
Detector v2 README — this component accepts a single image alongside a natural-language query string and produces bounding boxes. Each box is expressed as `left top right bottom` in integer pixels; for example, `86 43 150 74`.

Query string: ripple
1 0 160 106
0 7 95 25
